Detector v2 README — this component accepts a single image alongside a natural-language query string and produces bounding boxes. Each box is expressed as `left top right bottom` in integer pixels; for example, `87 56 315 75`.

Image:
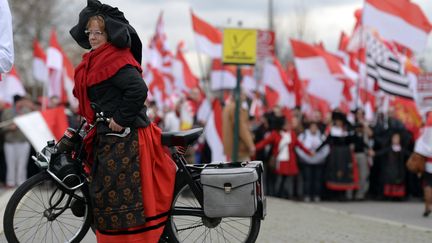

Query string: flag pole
31 78 37 101
356 5 365 111
42 79 47 110
232 65 242 162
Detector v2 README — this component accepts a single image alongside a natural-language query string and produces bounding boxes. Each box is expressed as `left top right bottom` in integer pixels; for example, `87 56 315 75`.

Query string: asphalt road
0 188 431 243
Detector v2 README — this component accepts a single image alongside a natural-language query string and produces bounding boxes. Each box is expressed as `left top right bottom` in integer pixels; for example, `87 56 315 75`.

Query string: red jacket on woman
256 130 311 176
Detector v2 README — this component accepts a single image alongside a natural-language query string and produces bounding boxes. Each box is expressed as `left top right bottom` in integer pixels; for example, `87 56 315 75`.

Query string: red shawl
74 43 142 162
74 42 142 123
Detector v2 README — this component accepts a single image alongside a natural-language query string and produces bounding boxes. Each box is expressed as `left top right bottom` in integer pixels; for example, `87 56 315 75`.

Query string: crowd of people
0 90 429 212
150 92 431 217
0 96 78 187
251 106 418 203
146 91 425 204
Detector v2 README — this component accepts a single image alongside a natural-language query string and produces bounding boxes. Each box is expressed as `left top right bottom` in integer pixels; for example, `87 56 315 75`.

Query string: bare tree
275 0 315 64
9 0 82 93
289 1 311 41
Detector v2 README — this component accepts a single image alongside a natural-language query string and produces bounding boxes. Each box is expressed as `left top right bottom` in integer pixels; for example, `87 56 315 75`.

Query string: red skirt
275 160 299 176
96 123 176 243
383 184 405 197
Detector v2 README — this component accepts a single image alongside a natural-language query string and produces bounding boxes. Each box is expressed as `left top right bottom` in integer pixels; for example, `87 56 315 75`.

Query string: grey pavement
0 191 431 242
257 197 431 243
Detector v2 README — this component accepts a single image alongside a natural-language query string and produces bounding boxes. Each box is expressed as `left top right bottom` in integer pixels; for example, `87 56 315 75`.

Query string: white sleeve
0 0 14 73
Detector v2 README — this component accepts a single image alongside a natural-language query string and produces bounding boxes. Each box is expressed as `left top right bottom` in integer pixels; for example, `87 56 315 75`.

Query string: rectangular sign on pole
257 30 275 58
222 28 257 65
417 72 432 113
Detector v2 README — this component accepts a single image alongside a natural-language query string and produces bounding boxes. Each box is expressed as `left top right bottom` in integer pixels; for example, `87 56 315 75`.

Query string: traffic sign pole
232 65 242 162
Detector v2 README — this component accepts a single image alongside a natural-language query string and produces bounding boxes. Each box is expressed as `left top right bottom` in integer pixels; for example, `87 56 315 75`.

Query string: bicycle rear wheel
3 171 92 243
166 181 261 243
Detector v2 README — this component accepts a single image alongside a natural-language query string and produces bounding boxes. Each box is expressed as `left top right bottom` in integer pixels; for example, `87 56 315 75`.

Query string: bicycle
3 109 264 243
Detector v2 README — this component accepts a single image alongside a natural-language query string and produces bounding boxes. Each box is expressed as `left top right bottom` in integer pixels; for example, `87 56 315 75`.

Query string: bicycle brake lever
106 127 131 137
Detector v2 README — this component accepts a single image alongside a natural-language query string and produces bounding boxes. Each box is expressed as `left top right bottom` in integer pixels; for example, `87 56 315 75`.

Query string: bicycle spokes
11 177 88 242
170 184 254 243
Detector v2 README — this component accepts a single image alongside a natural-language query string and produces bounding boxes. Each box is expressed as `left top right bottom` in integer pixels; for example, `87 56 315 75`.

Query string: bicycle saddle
161 127 204 147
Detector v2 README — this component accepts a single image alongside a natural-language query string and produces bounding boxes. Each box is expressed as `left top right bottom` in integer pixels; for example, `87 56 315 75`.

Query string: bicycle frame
169 146 206 218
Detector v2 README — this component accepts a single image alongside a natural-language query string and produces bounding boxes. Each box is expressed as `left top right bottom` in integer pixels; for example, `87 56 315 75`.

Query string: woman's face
392 133 401 145
87 20 107 50
335 119 344 128
309 123 318 134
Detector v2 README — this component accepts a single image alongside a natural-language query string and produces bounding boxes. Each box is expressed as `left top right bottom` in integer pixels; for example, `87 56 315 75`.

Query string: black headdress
69 0 142 64
332 111 350 126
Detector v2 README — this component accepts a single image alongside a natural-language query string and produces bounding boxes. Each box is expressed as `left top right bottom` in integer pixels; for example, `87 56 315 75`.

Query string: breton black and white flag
366 32 413 99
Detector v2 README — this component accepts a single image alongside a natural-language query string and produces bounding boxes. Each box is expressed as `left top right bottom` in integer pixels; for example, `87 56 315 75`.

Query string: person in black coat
70 1 175 241
316 111 357 200
372 131 410 199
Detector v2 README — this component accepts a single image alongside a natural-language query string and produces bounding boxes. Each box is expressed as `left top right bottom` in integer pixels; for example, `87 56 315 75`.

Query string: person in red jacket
256 117 312 198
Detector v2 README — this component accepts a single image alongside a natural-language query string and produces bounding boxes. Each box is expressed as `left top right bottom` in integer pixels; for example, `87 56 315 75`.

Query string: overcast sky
73 0 432 67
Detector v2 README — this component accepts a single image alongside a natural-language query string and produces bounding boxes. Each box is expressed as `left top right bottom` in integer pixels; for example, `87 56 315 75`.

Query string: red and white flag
145 65 168 110
306 78 344 109
249 94 264 118
287 63 304 107
147 11 176 96
210 59 236 90
338 31 350 53
62 52 78 109
301 93 331 121
32 38 48 84
46 28 64 100
14 106 69 151
191 10 222 58
290 39 347 108
264 86 280 110
291 39 347 80
142 44 163 70
151 11 170 56
346 9 364 53
0 66 26 105
172 42 199 92
363 0 432 52
144 11 170 68
196 98 211 124
45 29 78 109
241 67 262 98
261 56 295 108
204 99 226 162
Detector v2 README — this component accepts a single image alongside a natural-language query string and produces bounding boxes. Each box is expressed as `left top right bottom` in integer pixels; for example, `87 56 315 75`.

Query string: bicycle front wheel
3 171 92 243
166 181 261 243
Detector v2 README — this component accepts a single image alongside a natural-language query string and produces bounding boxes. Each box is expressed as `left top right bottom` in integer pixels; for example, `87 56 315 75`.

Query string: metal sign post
222 28 257 161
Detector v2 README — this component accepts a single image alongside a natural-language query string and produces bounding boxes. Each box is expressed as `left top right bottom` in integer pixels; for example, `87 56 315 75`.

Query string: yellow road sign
222 28 257 65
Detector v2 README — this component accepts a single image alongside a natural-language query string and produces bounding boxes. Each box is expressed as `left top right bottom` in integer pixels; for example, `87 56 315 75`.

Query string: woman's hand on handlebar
108 118 124 132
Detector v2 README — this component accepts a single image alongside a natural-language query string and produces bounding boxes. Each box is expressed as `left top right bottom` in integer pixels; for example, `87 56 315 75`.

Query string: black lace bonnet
69 0 142 64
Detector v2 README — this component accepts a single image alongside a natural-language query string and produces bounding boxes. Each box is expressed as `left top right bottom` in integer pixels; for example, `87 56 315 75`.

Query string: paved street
0 189 431 242
257 198 431 243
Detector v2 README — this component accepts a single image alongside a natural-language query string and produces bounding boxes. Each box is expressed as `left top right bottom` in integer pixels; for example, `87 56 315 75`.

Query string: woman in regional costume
70 1 176 242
